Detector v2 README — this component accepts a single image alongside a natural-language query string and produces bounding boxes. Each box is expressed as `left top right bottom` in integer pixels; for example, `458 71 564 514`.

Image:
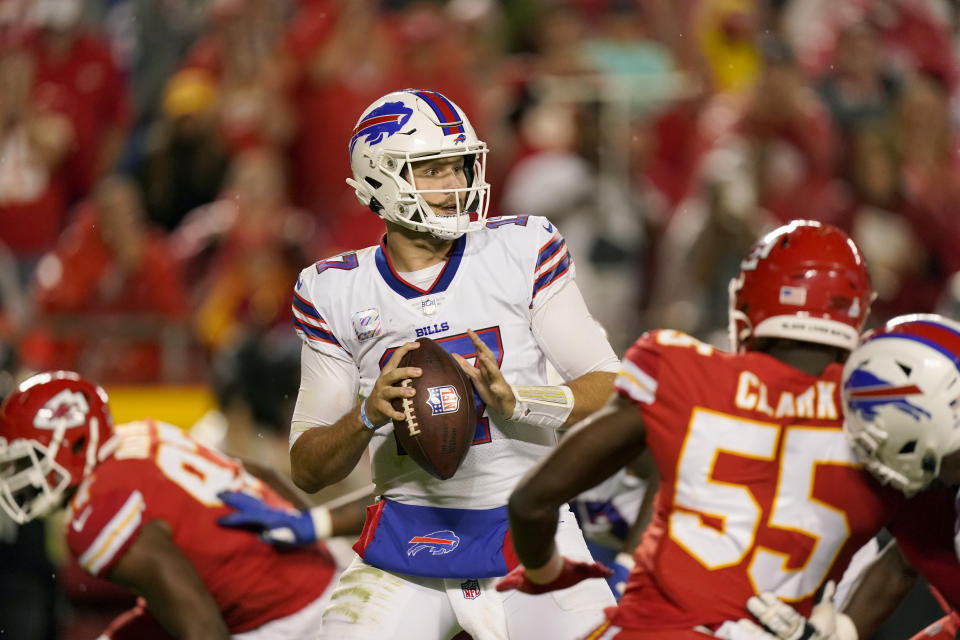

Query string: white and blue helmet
346 89 490 240
842 314 960 494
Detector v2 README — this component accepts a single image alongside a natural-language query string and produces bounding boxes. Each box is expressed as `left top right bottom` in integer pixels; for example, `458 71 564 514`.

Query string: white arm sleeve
290 343 360 449
531 280 620 380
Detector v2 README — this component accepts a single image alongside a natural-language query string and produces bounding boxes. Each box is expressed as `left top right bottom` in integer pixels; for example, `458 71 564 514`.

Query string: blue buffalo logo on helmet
426 385 460 415
453 133 467 144
349 101 414 154
844 369 932 421
407 530 460 556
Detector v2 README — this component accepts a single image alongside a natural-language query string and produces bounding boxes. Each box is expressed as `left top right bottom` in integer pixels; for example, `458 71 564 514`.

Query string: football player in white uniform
288 89 618 640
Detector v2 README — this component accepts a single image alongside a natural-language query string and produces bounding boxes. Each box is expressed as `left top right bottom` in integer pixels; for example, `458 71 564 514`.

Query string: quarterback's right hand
496 558 612 595
365 341 422 427
746 582 858 640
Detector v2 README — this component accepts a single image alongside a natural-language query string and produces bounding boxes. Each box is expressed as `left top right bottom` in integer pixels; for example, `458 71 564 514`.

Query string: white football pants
318 505 614 640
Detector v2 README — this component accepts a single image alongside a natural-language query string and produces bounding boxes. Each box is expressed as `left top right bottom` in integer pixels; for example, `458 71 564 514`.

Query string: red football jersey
610 330 902 631
64 419 335 633
891 487 960 609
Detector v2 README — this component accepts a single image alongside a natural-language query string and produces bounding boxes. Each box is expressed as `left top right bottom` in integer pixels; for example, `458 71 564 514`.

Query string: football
391 337 476 480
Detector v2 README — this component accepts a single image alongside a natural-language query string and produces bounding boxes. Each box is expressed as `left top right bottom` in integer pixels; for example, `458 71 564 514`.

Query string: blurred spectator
135 68 230 231
25 0 132 199
210 324 301 475
840 122 934 325
173 147 315 353
645 140 772 344
0 42 73 282
695 0 760 93
91 0 211 126
389 2 478 108
529 3 596 77
852 72 960 323
734 35 843 225
182 0 297 153
22 176 190 383
284 0 397 217
816 23 903 137
643 92 714 210
867 0 958 95
583 2 679 111
502 97 654 353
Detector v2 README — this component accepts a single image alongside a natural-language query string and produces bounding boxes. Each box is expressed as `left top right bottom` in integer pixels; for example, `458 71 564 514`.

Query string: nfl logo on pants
461 579 481 600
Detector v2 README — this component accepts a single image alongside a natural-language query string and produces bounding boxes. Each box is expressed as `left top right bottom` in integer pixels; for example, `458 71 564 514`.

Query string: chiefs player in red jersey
497 220 910 639
0 371 354 640
742 314 960 640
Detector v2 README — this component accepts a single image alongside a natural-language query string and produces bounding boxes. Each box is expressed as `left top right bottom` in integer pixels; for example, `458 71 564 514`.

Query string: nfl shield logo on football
351 308 382 342
426 385 460 415
461 579 481 600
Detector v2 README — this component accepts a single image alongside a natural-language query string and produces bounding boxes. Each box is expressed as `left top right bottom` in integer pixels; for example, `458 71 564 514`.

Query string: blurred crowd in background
2 0 960 433
1 0 960 636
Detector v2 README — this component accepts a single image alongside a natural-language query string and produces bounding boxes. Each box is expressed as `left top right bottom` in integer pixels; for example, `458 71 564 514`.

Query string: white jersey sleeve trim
531 227 574 309
531 280 620 381
78 490 144 576
292 287 352 358
290 343 360 448
614 358 658 405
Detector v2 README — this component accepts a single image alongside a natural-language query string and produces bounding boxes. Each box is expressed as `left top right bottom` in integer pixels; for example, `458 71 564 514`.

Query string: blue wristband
360 400 379 431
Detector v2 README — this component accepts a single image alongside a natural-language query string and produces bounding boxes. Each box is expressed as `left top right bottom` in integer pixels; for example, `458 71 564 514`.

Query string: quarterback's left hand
217 491 318 546
453 328 516 417
496 558 612 595
746 582 858 640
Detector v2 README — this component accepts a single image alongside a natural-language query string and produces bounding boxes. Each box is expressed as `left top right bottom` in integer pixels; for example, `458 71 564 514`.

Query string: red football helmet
729 220 873 353
0 371 113 524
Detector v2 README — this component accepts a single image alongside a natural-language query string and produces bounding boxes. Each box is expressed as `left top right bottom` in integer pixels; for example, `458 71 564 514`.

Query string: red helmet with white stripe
0 371 113 523
729 220 873 353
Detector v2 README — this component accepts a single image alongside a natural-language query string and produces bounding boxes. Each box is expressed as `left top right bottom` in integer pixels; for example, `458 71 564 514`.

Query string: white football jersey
293 215 576 509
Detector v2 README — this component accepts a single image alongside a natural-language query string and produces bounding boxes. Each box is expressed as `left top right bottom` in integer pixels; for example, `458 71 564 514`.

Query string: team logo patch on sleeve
426 386 460 415
461 579 481 599
351 308 382 342
407 530 460 556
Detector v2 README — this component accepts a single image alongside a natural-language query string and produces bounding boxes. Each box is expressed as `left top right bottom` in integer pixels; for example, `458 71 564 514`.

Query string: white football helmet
842 314 960 494
346 89 490 240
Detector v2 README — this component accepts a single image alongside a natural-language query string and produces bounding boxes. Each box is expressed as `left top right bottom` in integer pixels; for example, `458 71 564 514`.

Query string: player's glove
606 552 634 600
712 619 782 639
496 558 613 595
217 491 329 546
746 581 858 640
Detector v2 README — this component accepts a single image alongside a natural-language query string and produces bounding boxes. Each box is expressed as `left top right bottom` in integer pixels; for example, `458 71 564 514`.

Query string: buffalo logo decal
844 369 931 421
407 530 460 556
350 101 414 154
